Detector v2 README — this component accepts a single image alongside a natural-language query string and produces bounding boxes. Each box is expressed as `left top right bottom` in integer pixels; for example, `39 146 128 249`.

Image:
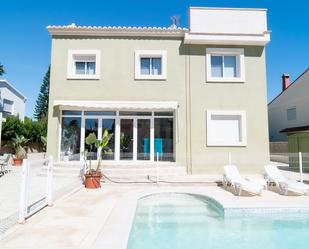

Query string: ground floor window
59 110 175 162
85 119 98 160
206 110 247 146
60 117 81 161
102 119 115 160
154 118 174 161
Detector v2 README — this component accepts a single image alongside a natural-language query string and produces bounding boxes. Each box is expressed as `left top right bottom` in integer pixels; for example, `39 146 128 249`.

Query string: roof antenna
170 15 180 29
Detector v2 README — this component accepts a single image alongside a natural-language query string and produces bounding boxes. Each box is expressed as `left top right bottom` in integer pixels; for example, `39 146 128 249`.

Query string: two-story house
268 69 309 142
47 7 270 173
0 79 27 120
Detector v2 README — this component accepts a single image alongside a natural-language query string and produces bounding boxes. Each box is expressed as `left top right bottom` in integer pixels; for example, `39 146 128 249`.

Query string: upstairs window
206 48 245 82
140 58 162 75
287 107 296 121
135 50 167 80
67 50 100 79
75 57 96 75
2 99 14 115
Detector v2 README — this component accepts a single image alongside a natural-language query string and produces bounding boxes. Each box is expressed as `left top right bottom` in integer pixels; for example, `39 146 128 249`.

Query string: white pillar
156 152 159 184
46 156 53 206
150 117 154 162
115 116 120 161
299 152 303 183
18 159 30 224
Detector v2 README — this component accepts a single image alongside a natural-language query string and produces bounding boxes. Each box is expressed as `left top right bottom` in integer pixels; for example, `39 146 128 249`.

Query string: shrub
1 116 24 141
1 116 47 142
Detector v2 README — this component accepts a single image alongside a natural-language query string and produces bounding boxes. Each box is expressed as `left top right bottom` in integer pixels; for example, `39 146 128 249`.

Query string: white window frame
134 50 167 80
58 110 175 162
206 110 247 147
67 50 101 79
206 48 245 83
2 98 14 115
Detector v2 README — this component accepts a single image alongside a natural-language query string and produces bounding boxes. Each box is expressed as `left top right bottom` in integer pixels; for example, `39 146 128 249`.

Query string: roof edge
47 25 187 37
0 79 27 101
268 68 309 106
189 6 268 11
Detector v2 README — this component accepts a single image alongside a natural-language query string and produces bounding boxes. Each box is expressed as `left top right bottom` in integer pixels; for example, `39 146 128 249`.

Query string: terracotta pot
13 158 23 166
84 173 102 189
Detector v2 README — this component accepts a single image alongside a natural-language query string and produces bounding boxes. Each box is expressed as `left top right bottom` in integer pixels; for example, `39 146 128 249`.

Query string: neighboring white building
0 79 27 120
268 68 309 141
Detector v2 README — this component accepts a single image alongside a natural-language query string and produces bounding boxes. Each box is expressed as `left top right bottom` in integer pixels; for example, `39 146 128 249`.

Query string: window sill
135 75 167 80
206 77 245 83
67 75 100 80
207 142 247 147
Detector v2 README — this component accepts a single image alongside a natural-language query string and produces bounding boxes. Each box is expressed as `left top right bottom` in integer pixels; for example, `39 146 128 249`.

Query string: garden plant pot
13 158 23 166
84 173 101 189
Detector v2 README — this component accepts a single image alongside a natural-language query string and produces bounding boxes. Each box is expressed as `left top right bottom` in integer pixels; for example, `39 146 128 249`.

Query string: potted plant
84 130 113 189
12 135 29 166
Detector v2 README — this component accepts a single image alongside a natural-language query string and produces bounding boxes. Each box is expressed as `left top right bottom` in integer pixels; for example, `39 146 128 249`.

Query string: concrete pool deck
1 181 309 249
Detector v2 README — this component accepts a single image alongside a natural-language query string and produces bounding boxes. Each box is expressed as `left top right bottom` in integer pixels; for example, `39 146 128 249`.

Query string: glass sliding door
120 119 134 160
85 119 98 160
61 117 81 161
137 119 151 160
102 119 115 160
154 118 174 161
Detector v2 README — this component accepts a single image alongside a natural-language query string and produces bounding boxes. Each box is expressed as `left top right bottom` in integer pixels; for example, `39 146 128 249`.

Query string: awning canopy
280 125 309 133
53 100 178 110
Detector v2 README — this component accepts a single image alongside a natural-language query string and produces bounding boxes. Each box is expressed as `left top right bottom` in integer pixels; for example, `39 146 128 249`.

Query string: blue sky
1 0 308 118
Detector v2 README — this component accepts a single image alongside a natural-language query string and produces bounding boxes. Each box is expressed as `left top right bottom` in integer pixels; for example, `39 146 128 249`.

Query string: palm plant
85 132 97 171
84 129 113 174
12 135 29 159
41 136 47 150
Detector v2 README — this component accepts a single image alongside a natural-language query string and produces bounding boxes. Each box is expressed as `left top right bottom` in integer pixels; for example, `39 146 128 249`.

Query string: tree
34 66 50 120
0 63 4 76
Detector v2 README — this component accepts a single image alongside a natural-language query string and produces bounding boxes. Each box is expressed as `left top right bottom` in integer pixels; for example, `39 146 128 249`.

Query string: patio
1 168 309 249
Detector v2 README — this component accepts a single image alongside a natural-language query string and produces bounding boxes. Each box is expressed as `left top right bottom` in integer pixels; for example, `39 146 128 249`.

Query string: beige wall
186 45 269 173
268 70 309 142
47 36 188 167
47 35 270 173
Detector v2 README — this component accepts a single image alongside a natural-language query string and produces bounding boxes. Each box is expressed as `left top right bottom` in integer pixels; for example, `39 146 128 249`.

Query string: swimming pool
127 193 309 249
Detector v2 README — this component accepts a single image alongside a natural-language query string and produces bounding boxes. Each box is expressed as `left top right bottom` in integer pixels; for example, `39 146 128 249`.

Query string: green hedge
2 116 47 142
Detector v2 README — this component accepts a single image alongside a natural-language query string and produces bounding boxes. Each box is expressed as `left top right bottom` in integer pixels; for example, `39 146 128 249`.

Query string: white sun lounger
223 165 266 196
264 165 309 196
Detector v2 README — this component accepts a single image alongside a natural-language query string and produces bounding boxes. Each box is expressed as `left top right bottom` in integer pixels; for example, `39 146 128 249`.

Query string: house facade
47 7 270 173
268 69 309 142
0 79 27 120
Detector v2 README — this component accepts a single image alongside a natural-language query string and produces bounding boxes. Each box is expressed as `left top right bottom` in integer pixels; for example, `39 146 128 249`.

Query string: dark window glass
154 112 174 116
154 118 174 162
85 119 98 160
62 110 82 116
60 117 81 161
84 111 116 116
137 119 150 160
119 111 152 116
102 119 115 160
120 119 134 160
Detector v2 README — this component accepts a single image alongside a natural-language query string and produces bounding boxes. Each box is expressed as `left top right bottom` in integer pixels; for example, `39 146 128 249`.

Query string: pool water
127 193 309 249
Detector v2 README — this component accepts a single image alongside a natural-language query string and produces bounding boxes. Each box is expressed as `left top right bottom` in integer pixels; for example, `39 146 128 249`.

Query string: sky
1 0 308 118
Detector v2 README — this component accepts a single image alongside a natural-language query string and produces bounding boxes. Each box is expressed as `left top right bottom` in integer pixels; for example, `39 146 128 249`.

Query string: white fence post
299 152 303 183
46 156 53 206
156 152 159 184
18 159 30 224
